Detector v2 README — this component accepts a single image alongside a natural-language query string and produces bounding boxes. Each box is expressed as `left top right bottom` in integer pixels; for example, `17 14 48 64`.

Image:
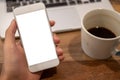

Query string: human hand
0 20 64 80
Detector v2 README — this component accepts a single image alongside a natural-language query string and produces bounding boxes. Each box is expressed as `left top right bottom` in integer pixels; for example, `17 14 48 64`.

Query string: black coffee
88 27 116 38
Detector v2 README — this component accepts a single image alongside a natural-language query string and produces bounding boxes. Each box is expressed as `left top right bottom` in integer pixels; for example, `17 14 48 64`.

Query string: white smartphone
13 3 59 72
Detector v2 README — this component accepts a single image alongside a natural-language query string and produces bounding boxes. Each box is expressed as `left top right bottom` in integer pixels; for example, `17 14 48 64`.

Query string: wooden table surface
1 0 120 80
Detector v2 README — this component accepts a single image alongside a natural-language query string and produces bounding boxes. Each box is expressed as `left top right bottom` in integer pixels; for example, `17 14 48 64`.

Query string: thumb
5 20 17 44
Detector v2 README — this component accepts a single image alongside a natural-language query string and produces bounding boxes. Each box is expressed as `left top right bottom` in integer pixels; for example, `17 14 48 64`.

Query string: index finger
49 20 55 27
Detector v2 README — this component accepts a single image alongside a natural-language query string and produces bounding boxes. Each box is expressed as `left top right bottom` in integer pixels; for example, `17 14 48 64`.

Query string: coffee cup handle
115 49 120 56
113 39 120 56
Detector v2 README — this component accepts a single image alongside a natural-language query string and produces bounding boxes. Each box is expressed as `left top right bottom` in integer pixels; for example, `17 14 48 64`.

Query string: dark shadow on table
41 67 57 80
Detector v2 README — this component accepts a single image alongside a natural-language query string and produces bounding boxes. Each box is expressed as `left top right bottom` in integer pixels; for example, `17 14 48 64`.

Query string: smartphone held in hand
13 3 59 72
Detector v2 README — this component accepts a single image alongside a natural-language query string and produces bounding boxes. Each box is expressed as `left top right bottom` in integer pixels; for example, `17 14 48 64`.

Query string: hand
0 20 64 80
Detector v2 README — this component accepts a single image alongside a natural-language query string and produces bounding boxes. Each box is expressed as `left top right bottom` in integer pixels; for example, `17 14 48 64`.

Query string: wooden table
1 0 120 80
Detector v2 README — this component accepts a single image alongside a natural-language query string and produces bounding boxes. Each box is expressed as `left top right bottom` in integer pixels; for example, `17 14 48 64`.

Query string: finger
56 47 63 56
53 33 60 44
56 47 64 61
49 20 55 27
5 20 17 44
58 55 64 61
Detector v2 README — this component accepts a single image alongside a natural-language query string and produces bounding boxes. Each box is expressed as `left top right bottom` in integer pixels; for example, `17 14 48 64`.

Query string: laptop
0 0 114 38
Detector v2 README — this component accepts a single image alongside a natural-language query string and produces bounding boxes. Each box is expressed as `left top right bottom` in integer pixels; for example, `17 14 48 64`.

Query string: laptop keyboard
6 0 101 12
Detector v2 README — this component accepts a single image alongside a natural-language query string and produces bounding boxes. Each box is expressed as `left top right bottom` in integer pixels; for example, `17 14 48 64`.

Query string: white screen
16 10 57 66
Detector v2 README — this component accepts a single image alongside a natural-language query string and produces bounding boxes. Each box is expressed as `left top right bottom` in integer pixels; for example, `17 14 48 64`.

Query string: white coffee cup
81 9 120 59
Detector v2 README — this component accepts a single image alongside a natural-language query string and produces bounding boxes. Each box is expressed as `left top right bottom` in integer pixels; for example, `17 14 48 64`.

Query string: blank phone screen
16 9 57 66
